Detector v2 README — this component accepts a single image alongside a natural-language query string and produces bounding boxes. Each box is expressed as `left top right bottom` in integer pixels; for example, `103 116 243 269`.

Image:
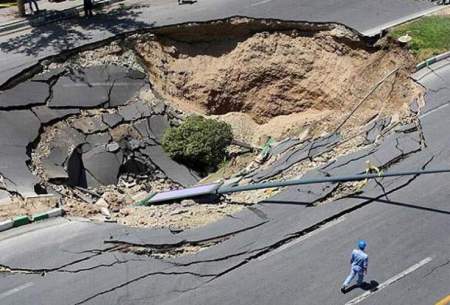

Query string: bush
162 116 233 173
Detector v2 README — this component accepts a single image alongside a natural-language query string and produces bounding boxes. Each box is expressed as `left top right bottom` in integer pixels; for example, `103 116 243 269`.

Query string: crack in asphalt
0 245 120 275
423 259 450 278
166 247 265 267
72 270 216 305
322 147 377 172
106 220 269 253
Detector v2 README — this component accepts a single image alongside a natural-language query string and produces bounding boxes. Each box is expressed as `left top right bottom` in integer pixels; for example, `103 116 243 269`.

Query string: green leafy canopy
162 116 233 173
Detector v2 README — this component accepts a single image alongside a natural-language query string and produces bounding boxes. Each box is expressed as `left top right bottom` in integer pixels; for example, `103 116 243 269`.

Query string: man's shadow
342 280 379 294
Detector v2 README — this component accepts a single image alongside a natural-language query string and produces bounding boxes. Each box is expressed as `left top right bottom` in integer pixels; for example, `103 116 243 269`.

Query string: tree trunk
17 0 25 17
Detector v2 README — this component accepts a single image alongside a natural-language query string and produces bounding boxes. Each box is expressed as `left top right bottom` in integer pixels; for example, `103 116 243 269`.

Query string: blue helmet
358 240 367 250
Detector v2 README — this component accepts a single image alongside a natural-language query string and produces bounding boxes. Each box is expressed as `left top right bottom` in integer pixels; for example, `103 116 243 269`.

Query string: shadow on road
260 200 312 206
350 195 450 215
344 280 379 294
0 7 152 56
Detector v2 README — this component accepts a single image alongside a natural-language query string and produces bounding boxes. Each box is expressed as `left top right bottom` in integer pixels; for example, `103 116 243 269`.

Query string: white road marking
419 103 449 119
344 257 433 305
0 282 34 300
250 0 272 7
258 217 345 261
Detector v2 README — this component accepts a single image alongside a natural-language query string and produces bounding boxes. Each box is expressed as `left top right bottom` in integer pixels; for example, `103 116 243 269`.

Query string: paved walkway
0 0 84 25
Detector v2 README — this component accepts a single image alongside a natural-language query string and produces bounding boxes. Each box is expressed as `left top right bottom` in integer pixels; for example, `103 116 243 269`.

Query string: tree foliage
162 116 233 173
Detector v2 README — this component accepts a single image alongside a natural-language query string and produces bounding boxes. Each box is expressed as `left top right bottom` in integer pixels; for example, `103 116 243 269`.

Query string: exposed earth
137 26 420 145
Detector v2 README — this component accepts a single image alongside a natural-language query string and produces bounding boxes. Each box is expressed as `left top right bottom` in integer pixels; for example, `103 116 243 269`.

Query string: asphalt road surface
0 1 449 305
0 60 449 305
0 0 439 87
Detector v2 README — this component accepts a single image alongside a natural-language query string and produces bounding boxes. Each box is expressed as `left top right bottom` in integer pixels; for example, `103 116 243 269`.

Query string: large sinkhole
17 19 423 229
136 20 419 144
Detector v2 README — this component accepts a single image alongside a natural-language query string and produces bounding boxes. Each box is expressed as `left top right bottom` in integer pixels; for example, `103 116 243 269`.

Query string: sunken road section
0 64 199 205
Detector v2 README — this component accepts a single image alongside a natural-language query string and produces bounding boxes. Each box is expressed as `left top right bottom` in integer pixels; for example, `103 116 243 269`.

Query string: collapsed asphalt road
0 64 199 205
0 60 449 305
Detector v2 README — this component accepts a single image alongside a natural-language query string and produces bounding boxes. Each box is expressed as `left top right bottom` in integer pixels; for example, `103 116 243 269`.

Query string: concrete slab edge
416 51 450 71
0 207 64 233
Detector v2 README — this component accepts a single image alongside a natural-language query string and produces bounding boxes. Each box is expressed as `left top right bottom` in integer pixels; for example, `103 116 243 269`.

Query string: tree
162 116 233 173
17 0 25 17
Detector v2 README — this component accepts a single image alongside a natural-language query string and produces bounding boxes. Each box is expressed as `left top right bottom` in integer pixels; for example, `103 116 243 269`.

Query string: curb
416 51 450 70
0 0 121 34
0 207 64 233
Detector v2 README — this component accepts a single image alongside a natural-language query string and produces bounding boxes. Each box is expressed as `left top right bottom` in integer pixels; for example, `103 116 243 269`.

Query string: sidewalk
0 0 83 24
0 0 122 33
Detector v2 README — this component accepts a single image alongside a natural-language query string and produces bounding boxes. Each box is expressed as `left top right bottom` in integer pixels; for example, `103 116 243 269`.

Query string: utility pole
17 0 25 17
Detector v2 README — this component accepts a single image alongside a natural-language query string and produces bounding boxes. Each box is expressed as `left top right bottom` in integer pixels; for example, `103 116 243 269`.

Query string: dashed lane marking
345 257 433 305
257 217 345 261
0 282 34 300
250 0 272 7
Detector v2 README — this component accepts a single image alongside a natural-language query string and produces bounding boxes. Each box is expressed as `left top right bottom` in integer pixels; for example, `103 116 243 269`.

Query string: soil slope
136 30 420 144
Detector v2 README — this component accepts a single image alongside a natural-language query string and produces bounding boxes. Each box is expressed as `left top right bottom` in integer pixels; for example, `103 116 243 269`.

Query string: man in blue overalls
341 240 368 293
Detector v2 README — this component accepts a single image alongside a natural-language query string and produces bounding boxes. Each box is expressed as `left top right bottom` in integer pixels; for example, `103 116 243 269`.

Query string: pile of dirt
136 29 420 145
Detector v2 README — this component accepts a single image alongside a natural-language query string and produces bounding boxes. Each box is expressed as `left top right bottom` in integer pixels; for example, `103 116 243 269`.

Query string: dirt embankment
135 27 419 145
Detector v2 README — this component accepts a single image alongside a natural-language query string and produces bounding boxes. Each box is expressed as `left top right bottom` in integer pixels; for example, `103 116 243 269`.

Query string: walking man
341 240 368 293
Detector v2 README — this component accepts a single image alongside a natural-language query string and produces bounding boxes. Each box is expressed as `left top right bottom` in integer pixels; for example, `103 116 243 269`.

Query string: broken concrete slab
45 147 67 166
48 66 146 109
106 66 147 107
321 146 377 175
0 110 41 145
86 132 112 147
151 101 167 115
308 133 340 159
133 115 169 143
141 145 198 187
263 170 337 206
181 207 268 242
268 138 301 159
133 119 154 140
250 141 311 183
31 67 66 82
109 228 183 246
72 116 108 134
32 106 80 124
102 113 123 128
118 101 153 122
49 74 109 108
82 145 123 187
394 123 418 134
0 81 49 109
148 114 170 142
0 147 39 196
368 132 421 168
52 126 86 159
42 162 69 181
363 117 391 145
